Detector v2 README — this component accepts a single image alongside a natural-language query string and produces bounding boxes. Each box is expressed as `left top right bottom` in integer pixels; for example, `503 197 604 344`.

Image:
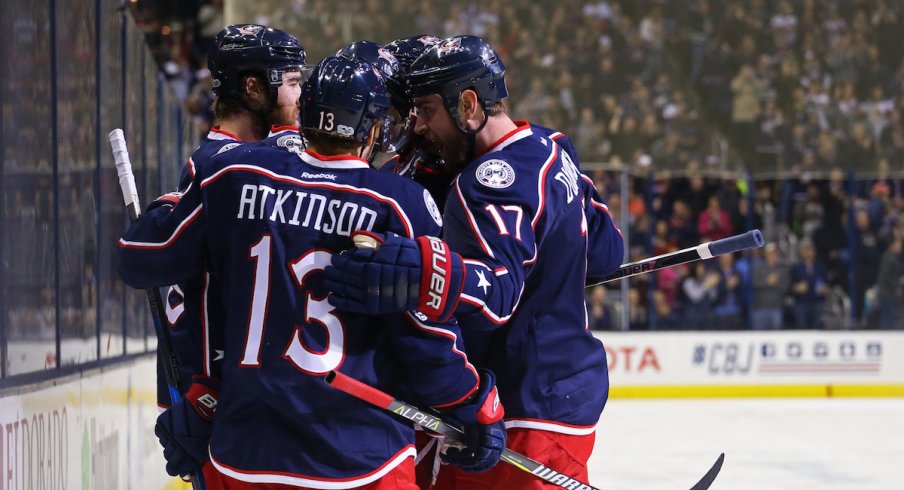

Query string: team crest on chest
475 159 515 189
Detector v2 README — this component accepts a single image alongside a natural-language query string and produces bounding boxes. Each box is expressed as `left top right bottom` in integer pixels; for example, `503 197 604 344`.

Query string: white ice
588 398 904 490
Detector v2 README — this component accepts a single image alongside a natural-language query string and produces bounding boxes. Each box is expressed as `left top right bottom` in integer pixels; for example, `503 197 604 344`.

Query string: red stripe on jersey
403 311 479 407
210 444 416 485
531 143 559 230
187 157 196 179
458 294 513 325
478 121 532 157
452 178 495 258
117 205 203 249
209 126 242 141
202 272 211 376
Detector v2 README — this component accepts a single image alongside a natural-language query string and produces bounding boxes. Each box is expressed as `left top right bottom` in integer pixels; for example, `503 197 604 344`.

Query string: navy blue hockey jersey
120 146 478 486
529 123 624 281
158 126 247 409
159 125 310 410
444 121 623 434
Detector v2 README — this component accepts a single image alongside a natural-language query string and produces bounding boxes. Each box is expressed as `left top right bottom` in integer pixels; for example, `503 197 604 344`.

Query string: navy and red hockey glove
440 369 507 473
324 231 465 322
154 375 219 477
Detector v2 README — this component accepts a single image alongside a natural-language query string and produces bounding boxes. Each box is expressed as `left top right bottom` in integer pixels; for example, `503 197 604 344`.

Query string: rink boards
1 331 902 488
0 355 176 490
597 330 904 398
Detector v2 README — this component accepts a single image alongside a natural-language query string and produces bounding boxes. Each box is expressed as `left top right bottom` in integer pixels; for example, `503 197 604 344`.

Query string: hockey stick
588 229 764 287
325 371 724 490
109 129 206 490
351 229 764 288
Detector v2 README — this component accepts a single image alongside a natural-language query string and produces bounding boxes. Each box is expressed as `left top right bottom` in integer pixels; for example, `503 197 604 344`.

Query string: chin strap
456 112 489 170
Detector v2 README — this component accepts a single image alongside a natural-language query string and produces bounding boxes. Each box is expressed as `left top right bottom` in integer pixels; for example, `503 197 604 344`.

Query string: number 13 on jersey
241 234 345 374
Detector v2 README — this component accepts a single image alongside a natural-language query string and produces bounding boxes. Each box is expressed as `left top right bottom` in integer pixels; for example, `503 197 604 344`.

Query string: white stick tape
108 128 140 210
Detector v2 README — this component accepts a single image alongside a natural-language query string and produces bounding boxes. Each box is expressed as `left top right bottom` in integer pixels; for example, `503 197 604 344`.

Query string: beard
429 130 470 173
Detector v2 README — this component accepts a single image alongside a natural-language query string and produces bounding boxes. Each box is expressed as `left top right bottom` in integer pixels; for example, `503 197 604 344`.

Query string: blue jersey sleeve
387 312 479 408
116 175 206 289
581 174 624 280
442 169 540 331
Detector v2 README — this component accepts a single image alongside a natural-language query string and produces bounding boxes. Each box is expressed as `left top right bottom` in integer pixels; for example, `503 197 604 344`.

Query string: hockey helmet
406 35 507 124
208 24 307 98
299 55 392 147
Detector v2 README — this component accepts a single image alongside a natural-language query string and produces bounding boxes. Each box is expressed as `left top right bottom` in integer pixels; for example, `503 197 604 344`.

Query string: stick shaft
588 229 764 287
109 129 205 489
325 371 603 490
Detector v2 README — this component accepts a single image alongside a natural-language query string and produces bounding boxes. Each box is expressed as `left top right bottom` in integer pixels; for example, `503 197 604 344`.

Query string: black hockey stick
588 229 764 287
109 129 206 490
325 371 724 490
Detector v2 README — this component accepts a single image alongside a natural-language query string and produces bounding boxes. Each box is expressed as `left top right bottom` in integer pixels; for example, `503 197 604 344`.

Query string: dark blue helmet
406 35 507 124
383 35 442 113
208 24 306 98
384 35 442 71
300 56 391 147
335 40 400 81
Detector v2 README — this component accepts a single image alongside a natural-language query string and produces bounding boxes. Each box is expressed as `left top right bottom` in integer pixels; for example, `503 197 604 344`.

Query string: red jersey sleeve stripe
117 205 203 249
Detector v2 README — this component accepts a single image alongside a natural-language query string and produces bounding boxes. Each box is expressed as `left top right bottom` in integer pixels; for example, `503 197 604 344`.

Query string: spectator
679 262 720 329
588 285 616 331
790 240 831 328
852 209 881 322
752 244 790 330
876 238 904 329
712 253 744 329
698 195 732 242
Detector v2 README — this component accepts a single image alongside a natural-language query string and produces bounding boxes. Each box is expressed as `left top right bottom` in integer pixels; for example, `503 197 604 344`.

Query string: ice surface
588 398 904 490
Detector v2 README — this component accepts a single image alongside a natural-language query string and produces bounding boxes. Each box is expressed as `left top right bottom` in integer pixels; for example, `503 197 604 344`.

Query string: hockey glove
324 231 465 322
440 369 506 473
154 375 219 477
145 191 183 213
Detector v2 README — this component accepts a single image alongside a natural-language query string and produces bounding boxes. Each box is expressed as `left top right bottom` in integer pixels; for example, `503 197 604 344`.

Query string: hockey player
379 35 455 210
323 36 624 489
118 55 505 489
380 36 617 272
158 24 306 413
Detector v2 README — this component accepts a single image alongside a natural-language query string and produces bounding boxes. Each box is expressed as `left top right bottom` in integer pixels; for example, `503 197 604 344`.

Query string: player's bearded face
273 70 303 127
413 95 469 170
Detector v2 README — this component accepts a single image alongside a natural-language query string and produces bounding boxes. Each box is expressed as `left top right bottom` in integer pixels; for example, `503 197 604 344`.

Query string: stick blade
688 453 724 490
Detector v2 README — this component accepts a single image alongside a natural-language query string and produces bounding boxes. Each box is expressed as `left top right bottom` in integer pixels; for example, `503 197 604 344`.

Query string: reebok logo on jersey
300 172 336 180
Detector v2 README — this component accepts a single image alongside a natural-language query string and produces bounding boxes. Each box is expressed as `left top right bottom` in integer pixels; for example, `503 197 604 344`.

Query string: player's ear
243 75 266 105
458 89 482 128
359 124 378 161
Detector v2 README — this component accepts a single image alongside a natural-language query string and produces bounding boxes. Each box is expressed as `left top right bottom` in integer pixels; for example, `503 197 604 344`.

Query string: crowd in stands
134 0 904 330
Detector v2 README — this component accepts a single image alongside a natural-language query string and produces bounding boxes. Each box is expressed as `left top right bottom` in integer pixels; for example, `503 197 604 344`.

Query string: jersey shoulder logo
475 159 515 189
214 142 242 155
276 134 304 153
424 189 443 227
